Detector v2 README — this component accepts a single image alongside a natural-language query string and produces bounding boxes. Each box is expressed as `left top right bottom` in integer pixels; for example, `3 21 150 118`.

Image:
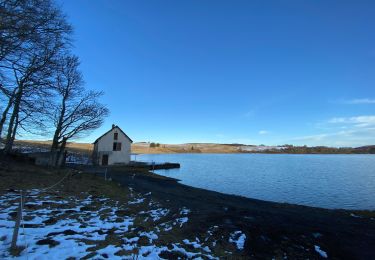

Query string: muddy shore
1 160 375 259
80 165 375 259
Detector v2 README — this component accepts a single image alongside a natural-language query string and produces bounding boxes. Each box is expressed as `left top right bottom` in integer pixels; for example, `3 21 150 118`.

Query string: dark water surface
137 153 375 210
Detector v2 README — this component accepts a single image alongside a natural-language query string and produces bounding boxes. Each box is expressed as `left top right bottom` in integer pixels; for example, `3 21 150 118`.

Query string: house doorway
102 154 109 166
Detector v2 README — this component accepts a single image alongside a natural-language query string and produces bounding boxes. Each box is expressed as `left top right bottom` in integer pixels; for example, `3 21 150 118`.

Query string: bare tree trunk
55 137 67 167
4 86 22 154
51 98 66 151
11 112 19 145
0 89 16 139
0 105 11 141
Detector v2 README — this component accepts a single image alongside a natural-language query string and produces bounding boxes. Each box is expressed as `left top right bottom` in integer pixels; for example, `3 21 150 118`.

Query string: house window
114 132 118 140
113 142 122 151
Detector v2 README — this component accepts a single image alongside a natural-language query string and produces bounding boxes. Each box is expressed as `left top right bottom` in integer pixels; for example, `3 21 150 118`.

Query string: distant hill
10 140 375 155
131 142 242 154
354 145 375 154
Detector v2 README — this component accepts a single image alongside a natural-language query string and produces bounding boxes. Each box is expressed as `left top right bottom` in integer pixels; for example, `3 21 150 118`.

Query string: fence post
11 190 23 250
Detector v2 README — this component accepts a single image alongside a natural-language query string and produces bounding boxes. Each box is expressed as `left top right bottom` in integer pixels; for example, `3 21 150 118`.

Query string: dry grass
131 142 241 154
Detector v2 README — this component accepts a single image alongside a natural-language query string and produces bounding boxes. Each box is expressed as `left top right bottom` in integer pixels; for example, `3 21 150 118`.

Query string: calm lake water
137 153 375 210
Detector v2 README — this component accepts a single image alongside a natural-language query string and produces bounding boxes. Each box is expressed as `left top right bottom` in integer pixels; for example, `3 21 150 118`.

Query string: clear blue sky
58 0 375 147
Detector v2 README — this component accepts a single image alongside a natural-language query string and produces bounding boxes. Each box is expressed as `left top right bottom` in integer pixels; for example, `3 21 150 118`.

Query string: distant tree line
0 0 109 165
149 142 160 148
247 145 375 154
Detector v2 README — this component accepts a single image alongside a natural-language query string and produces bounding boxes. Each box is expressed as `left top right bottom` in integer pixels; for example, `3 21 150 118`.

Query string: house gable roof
93 125 133 144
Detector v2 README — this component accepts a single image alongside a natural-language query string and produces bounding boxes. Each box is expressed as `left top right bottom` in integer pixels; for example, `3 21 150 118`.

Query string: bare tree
50 55 109 166
0 87 16 139
0 0 72 62
0 0 72 153
1 0 108 162
3 44 60 153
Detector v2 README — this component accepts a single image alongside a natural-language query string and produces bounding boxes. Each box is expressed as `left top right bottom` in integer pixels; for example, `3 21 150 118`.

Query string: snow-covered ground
5 143 91 165
0 180 332 259
11 144 49 154
65 152 91 165
0 188 236 259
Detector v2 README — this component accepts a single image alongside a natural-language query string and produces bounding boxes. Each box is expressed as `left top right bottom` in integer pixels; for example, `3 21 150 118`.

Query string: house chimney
112 124 116 129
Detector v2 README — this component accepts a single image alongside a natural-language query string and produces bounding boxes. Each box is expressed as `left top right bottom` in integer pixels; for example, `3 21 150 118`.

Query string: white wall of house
94 127 132 165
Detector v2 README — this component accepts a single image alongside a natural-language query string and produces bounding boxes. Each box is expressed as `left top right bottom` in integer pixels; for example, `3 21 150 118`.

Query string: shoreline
134 153 375 211
145 169 375 211
109 164 375 211
101 165 375 259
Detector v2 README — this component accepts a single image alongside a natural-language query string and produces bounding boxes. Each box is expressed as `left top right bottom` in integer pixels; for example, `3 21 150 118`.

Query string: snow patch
229 231 246 250
128 197 145 205
314 245 328 258
148 208 169 221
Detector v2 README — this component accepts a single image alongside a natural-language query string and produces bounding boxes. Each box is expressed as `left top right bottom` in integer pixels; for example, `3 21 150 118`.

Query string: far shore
13 140 375 155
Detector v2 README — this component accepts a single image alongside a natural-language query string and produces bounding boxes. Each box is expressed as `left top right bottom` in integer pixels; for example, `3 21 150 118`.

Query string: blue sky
58 0 375 147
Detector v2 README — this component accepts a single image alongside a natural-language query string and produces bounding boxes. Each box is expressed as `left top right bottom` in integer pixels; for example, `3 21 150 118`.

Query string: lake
137 153 375 210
